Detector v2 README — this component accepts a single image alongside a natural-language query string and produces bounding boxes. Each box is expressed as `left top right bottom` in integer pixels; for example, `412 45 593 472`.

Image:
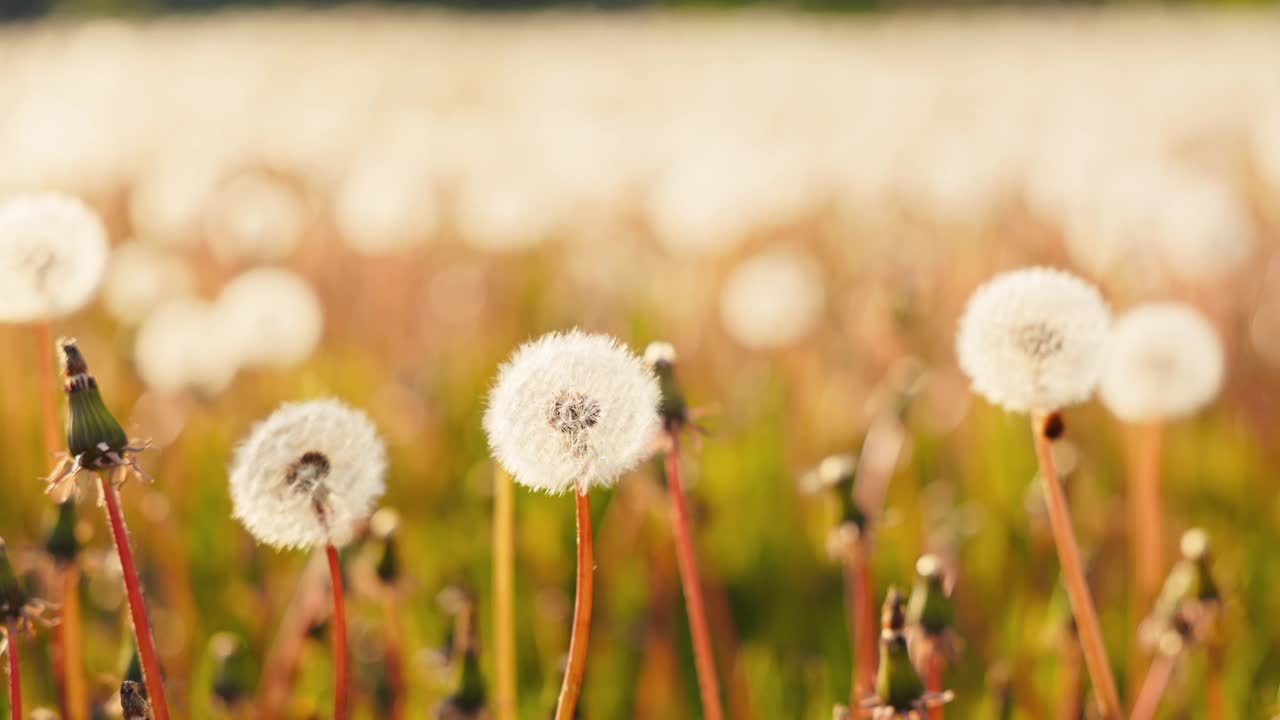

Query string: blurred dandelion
719 249 825 350
216 267 324 370
205 172 306 264
0 193 108 323
1100 302 1224 650
484 330 658 720
229 398 387 720
102 243 195 327
857 588 952 720
1100 303 1224 423
133 297 238 396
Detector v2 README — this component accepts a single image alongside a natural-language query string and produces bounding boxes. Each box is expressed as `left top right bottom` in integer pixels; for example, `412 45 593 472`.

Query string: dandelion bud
644 341 687 430
120 680 153 720
907 554 954 637
371 508 401 585
956 267 1111 413
1147 528 1220 649
484 330 660 495
209 632 252 708
229 399 387 550
60 338 130 469
876 588 924 710
44 499 81 565
0 539 29 622
438 594 486 720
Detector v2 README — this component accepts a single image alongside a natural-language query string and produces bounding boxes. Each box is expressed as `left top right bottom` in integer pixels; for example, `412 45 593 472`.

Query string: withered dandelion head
484 330 660 495
229 399 386 550
956 267 1110 413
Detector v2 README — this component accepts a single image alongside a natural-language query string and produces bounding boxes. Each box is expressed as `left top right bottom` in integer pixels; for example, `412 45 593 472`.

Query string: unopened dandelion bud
120 681 153 720
371 508 402 585
60 338 130 468
907 554 954 636
0 539 29 621
876 588 924 710
209 633 252 708
44 498 81 564
644 341 687 430
439 597 487 720
1180 529 1219 603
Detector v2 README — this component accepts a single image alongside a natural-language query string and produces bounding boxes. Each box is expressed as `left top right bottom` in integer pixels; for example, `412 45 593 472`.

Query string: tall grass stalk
5 618 19 720
553 491 595 720
663 431 724 720
100 473 170 720
34 322 60 465
494 465 517 720
56 565 86 720
1030 414 1121 720
1054 632 1082 720
326 545 349 720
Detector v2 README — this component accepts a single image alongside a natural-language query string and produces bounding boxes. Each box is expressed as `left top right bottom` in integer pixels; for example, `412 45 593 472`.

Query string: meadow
1 9 1279 719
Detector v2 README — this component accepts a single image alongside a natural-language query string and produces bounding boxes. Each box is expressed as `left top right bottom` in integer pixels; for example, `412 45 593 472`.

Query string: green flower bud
644 342 687 430
45 499 81 564
907 554 954 636
876 587 925 711
371 508 401 586
209 633 252 708
59 339 129 469
0 539 30 621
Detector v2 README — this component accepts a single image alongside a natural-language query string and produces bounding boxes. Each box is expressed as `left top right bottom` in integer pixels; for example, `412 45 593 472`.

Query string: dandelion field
1 8 1280 720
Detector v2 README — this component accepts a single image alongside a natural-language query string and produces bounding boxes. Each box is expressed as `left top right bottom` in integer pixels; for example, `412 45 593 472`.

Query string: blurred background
1 3 1280 719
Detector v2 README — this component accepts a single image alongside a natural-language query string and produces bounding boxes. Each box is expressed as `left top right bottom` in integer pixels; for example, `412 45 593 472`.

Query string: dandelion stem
663 431 725 720
1054 633 1083 720
924 640 944 720
846 539 877 705
58 564 88 720
1131 421 1165 623
554 490 595 720
6 618 20 720
100 475 170 720
326 544 349 720
380 588 406 720
1206 641 1226 720
1031 416 1122 720
494 465 517 720
1130 651 1175 720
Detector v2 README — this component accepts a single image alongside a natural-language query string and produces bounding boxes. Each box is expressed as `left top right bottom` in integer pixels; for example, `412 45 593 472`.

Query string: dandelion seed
483 330 660 495
0 193 108 322
1099 303 1224 422
956 267 1111 413
216 267 324 370
229 399 386 550
719 249 825 350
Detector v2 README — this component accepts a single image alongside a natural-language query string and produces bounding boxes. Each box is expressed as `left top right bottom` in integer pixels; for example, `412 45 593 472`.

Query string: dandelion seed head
0 193 108 322
1100 303 1224 422
483 330 660 495
956 267 1110 413
216 267 324 370
720 249 825 350
229 398 386 550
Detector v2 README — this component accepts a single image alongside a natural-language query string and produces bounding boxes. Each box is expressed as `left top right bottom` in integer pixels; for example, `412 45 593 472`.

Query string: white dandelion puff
1099 303 1224 422
956 267 1111 413
134 297 239 396
229 399 386 550
484 330 660 495
0 193 109 322
719 249 825 350
103 242 194 326
216 267 324 370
